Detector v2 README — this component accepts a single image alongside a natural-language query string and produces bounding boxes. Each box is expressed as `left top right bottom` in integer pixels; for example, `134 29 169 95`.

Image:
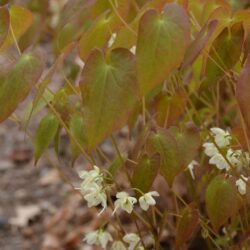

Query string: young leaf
132 155 159 192
205 175 242 232
236 54 250 136
175 203 199 249
78 13 115 61
201 22 244 88
136 3 190 96
156 89 187 127
34 114 59 164
181 20 217 70
0 52 43 123
69 114 85 163
0 6 9 47
148 126 200 186
80 48 138 151
0 5 33 52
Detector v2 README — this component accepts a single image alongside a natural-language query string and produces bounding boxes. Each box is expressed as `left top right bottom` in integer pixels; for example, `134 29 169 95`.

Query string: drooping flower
84 229 113 249
210 127 231 148
187 160 199 180
203 142 218 157
236 175 249 195
227 149 243 168
139 191 159 211
209 153 230 170
113 192 137 214
79 165 104 191
111 240 126 250
83 182 107 214
123 233 140 250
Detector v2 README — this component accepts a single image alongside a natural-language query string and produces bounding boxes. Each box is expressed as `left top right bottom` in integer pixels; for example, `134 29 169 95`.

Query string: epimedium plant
1 0 250 249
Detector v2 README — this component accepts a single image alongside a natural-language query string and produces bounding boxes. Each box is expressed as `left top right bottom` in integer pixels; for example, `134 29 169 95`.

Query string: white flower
187 160 199 179
113 192 137 214
210 127 231 148
111 240 126 250
79 165 103 191
84 183 107 214
123 233 140 250
139 191 159 211
236 175 249 195
130 46 136 54
84 229 113 249
108 33 117 48
227 149 243 168
203 142 218 157
209 153 230 170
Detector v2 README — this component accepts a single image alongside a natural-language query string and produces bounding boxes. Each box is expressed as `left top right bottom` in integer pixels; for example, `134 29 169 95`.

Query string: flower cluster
84 230 144 250
78 166 107 214
203 127 249 195
78 166 159 249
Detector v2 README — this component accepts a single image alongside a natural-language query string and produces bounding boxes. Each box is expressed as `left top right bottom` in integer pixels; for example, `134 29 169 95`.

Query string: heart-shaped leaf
148 126 200 186
205 175 242 232
0 52 43 123
34 113 59 164
80 48 138 151
136 3 190 96
0 5 33 52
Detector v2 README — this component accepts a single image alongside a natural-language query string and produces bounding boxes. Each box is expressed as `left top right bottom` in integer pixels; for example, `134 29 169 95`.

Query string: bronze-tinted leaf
156 89 187 127
136 3 190 96
176 203 199 249
80 48 138 151
236 54 250 136
201 22 244 88
181 20 217 70
205 175 242 232
148 126 200 186
0 5 33 52
78 13 115 61
0 5 9 47
0 52 43 123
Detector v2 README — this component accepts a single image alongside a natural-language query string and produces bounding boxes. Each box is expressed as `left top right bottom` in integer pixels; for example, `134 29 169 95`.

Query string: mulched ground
0 119 100 250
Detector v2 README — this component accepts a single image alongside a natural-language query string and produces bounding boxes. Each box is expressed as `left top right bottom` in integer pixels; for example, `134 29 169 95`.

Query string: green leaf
80 48 138 151
108 154 127 176
205 175 242 232
0 52 43 123
136 3 190 96
78 13 115 61
0 6 9 47
34 114 59 164
201 22 244 88
176 203 199 249
132 155 159 192
0 5 33 52
236 54 250 136
69 114 85 163
148 126 200 186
